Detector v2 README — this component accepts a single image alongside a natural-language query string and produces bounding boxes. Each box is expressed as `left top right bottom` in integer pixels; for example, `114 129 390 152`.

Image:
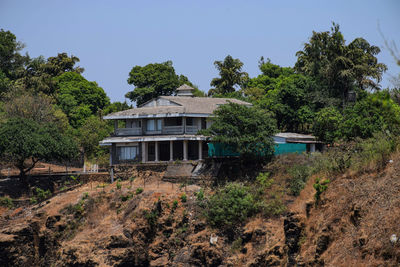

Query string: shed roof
104 96 251 119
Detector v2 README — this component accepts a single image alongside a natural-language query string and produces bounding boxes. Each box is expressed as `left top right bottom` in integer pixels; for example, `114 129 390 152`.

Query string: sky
1 0 399 102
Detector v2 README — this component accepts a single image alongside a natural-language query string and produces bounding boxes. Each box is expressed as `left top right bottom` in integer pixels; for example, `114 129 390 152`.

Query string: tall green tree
201 103 277 163
56 72 110 128
295 23 387 106
21 53 83 95
208 55 248 96
125 61 195 105
0 118 78 184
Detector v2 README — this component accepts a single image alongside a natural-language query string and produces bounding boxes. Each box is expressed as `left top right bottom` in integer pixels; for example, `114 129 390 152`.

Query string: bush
136 187 143 195
195 188 204 201
313 178 330 206
116 179 122 190
34 187 52 201
351 133 394 172
180 193 187 203
172 200 178 210
288 165 311 196
206 182 256 229
256 172 273 189
0 196 13 209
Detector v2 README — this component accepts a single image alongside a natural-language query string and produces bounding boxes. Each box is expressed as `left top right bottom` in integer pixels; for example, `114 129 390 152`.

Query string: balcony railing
185 125 199 134
114 125 200 136
163 125 184 134
115 127 142 136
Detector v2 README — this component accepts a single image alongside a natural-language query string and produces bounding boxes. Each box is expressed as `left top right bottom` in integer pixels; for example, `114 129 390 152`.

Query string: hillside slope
0 153 400 266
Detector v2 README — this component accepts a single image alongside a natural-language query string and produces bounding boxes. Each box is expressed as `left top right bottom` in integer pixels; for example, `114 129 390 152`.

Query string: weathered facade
100 84 251 165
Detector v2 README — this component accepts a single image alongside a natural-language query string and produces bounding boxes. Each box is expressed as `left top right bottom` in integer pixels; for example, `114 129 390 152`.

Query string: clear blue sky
1 0 399 102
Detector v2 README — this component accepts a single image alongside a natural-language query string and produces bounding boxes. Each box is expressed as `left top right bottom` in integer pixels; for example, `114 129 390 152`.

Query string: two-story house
100 84 252 165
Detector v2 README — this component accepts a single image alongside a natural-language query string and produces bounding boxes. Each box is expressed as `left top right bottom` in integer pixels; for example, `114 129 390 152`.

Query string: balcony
162 126 184 134
185 125 199 134
114 126 200 136
115 127 142 136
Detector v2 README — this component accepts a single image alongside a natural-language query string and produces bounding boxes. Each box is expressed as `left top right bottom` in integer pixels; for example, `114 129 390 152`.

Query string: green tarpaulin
208 142 306 157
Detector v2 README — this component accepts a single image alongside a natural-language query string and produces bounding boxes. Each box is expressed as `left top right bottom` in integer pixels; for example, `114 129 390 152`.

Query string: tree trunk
18 168 29 188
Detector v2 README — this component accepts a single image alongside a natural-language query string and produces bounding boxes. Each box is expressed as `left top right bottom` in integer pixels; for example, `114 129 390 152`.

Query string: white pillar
155 141 159 162
170 140 173 161
183 140 188 161
310 143 316 152
198 140 203 160
142 142 146 163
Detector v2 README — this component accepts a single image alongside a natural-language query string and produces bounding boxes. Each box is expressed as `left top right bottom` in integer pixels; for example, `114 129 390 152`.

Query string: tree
21 53 83 95
312 107 343 144
295 23 387 106
0 29 28 81
340 92 400 140
209 55 248 96
256 73 317 133
125 61 194 105
1 89 69 131
56 72 110 128
77 116 112 159
0 118 78 184
201 103 277 162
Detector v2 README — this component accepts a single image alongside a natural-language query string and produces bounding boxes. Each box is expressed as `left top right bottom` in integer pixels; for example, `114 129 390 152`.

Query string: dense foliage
0 118 77 182
125 61 200 105
201 103 277 162
208 55 249 96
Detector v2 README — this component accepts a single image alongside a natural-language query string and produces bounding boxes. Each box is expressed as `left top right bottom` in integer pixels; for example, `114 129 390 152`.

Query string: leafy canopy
201 103 277 162
0 118 78 180
209 55 249 96
56 72 110 128
125 61 197 105
295 23 387 105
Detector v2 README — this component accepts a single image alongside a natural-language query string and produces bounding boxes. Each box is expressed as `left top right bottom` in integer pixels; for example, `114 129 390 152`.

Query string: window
118 146 138 160
186 117 194 126
147 120 155 131
130 120 141 128
146 119 162 131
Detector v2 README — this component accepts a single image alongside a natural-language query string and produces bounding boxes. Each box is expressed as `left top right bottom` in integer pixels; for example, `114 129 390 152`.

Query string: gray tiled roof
103 96 251 119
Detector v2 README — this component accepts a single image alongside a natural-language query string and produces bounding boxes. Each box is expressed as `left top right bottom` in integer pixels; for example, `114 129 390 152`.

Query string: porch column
141 142 147 163
114 120 118 134
198 140 203 160
183 140 188 161
310 143 316 152
169 140 173 161
155 141 159 162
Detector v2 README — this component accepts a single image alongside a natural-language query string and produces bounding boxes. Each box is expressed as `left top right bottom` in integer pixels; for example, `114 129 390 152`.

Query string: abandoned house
100 84 251 165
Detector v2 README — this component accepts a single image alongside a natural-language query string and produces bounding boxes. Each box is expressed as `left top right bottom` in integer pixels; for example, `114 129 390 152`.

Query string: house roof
176 84 195 91
103 96 251 119
273 132 321 143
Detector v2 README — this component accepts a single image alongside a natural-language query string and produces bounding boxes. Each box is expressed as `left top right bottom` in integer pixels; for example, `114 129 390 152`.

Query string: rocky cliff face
1 153 400 266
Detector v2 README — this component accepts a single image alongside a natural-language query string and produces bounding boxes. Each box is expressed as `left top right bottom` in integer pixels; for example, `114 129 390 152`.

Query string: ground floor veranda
109 139 208 165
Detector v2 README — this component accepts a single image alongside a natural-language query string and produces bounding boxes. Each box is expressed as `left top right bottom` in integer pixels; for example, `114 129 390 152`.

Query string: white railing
185 126 199 134
163 126 184 134
115 127 142 136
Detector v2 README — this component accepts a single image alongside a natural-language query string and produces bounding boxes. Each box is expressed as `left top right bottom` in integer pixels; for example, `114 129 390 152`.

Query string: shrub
288 165 311 196
82 192 89 199
256 172 273 189
259 192 286 216
206 182 256 229
313 178 330 206
172 200 178 210
30 197 37 205
180 193 187 203
0 196 13 209
116 179 122 190
195 188 204 201
136 187 143 195
120 192 133 202
35 187 51 201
